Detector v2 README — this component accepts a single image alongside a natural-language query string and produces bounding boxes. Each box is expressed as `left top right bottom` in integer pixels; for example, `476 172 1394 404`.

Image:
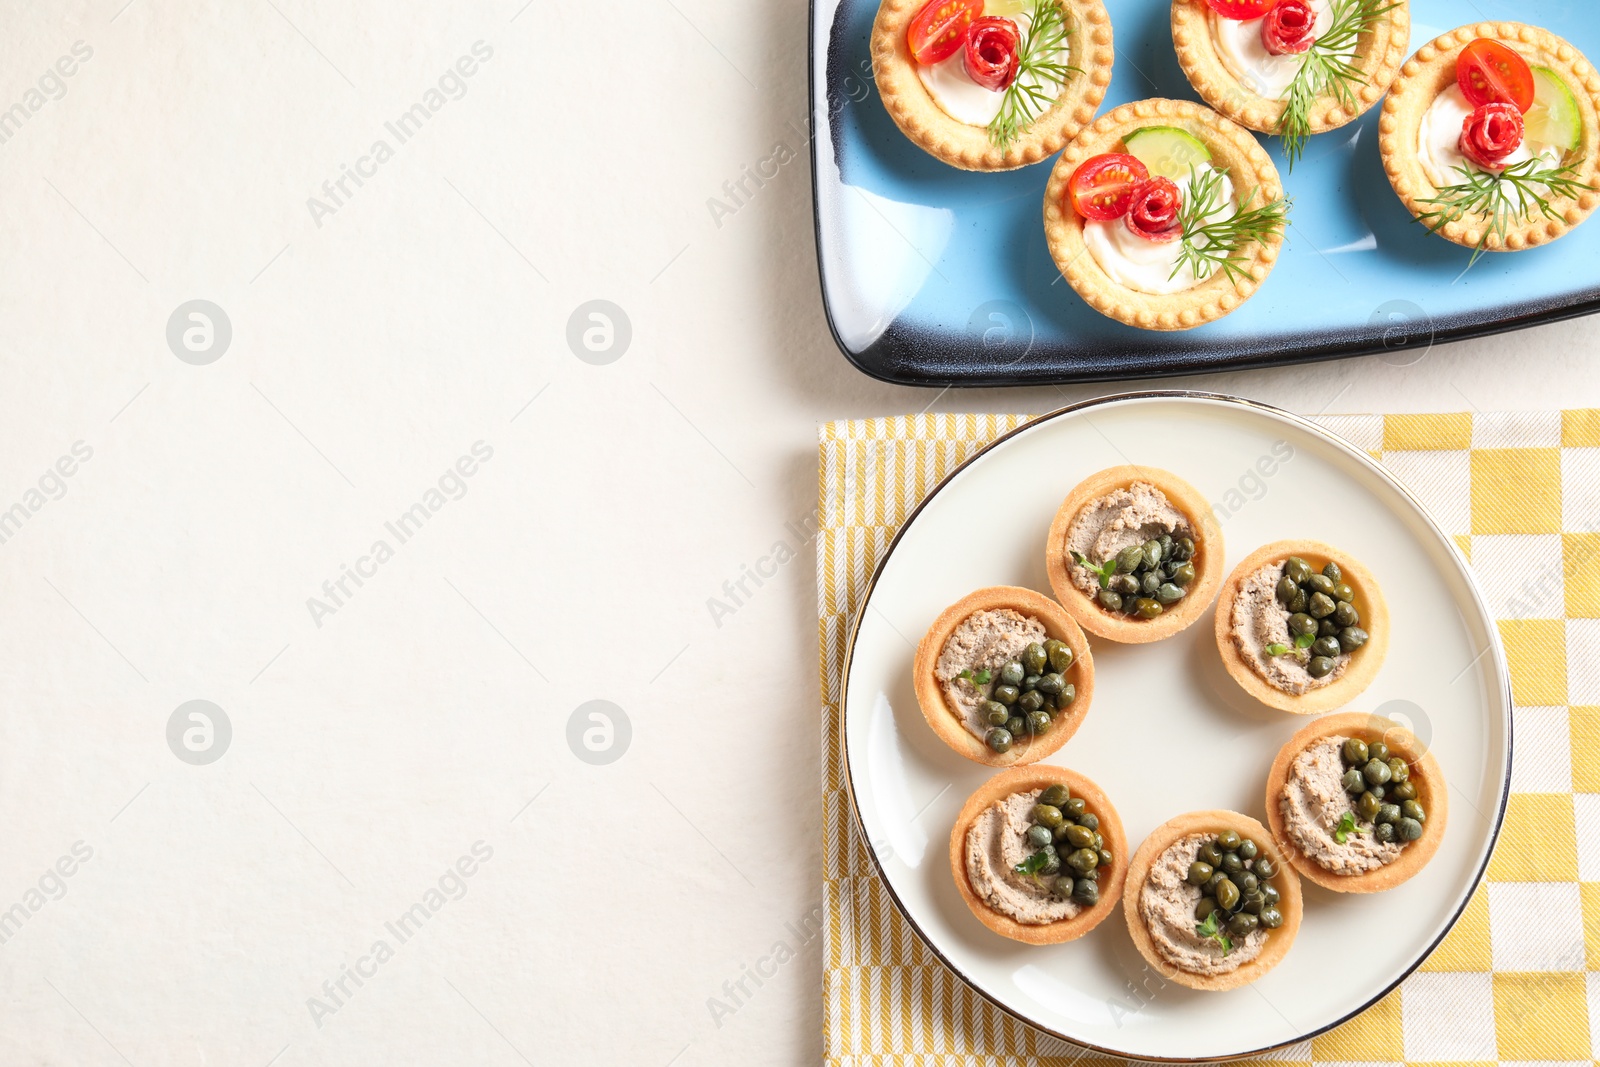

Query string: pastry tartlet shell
948 765 1128 944
913 586 1095 766
1265 711 1449 893
1380 21 1600 252
1045 465 1225 644
871 0 1115 171
1215 539 1390 714
1171 0 1410 135
1043 99 1285 330
1122 809 1303 991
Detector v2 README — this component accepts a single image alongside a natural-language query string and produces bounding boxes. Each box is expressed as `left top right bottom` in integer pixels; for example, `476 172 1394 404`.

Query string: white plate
841 393 1511 1061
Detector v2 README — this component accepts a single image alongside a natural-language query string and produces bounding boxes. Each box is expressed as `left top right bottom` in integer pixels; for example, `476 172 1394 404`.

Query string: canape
950 765 1128 944
1045 465 1224 642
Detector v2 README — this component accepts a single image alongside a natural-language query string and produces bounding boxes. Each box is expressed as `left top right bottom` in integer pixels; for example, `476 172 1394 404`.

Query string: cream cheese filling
1083 164 1235 296
1209 0 1342 101
1416 82 1563 188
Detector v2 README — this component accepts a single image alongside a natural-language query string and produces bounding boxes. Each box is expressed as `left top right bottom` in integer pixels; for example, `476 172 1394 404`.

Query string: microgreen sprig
1072 550 1119 589
1277 0 1400 169
1265 632 1317 657
1333 810 1364 845
1416 157 1597 267
1195 910 1234 956
958 667 993 686
988 0 1080 152
1170 165 1290 285
1014 850 1052 877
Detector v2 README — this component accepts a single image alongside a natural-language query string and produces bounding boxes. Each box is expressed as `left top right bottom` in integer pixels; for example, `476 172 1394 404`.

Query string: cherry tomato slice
1068 153 1150 221
1457 38 1535 113
906 0 984 66
1205 0 1278 20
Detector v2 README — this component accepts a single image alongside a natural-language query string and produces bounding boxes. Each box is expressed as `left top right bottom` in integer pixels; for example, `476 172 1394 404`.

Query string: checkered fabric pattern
816 409 1600 1066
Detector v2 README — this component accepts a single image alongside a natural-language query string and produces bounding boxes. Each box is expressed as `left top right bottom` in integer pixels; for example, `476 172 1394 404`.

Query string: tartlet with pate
913 586 1095 764
1123 810 1303 991
1172 0 1410 163
871 0 1115 170
1381 22 1600 256
1216 540 1389 714
1266 712 1447 892
950 765 1128 944
1045 465 1224 642
1044 99 1288 331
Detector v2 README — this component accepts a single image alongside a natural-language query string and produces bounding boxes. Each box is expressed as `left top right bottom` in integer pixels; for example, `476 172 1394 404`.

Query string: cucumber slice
1123 126 1213 182
1526 66 1581 152
985 0 1027 13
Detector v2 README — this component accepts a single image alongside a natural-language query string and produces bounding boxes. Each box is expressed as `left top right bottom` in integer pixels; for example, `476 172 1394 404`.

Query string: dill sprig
1169 166 1290 285
988 0 1079 152
1416 157 1596 266
1276 0 1399 169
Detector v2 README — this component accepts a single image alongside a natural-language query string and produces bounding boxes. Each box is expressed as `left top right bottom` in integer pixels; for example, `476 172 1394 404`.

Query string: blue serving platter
810 0 1600 385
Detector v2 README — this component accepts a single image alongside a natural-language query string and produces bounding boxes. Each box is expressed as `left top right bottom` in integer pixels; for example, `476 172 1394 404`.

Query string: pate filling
1138 833 1267 976
1231 561 1349 695
1083 164 1237 295
1280 736 1405 874
1417 82 1565 188
935 608 1046 739
1209 0 1346 100
1065 481 1193 595
964 789 1082 924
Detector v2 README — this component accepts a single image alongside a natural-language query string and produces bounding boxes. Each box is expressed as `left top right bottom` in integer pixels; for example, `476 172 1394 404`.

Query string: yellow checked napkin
816 410 1600 1065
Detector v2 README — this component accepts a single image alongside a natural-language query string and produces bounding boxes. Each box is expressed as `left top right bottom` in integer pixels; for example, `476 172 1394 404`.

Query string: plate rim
805 0 1600 387
836 389 1514 1061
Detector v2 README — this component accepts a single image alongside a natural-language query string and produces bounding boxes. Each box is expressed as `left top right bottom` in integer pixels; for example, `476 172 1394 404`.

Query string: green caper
1098 848 1113 867
1039 850 1061 875
1376 803 1402 825
1188 861 1215 886
1217 829 1242 851
1039 784 1070 807
1308 573 1336 596
1111 573 1139 595
1289 613 1318 636
1237 839 1258 861
1387 758 1409 783
1338 627 1369 652
1052 821 1072 843
1396 817 1423 841
1091 831 1103 850
1045 639 1074 672
1219 852 1244 875
1227 912 1259 936
1333 582 1355 603
1140 571 1161 595
1215 878 1240 911
1158 533 1173 555
1206 872 1229 895
1143 539 1163 567
1333 601 1360 628
1307 656 1337 678
1237 871 1258 894
1198 842 1222 866
1363 758 1393 786
1369 781 1387 800
984 701 1009 726
1322 561 1343 583
1066 824 1096 849
1072 878 1100 906
1285 557 1313 584
1026 710 1052 735
1241 889 1265 915
1051 875 1076 901
1195 897 1217 921
1057 683 1076 707
1391 780 1417 801
1401 799 1425 822
1064 797 1087 819
1116 545 1144 573
1026 825 1053 849
1258 906 1284 930
1006 716 1026 737
1343 738 1369 764
1342 768 1366 795
1077 812 1099 832
1253 856 1277 879
1172 561 1197 587
1134 598 1164 619
1276 576 1300 603
1308 592 1337 618
1022 643 1048 675
1018 690 1045 713
1096 588 1122 611
1037 673 1065 696
1155 582 1186 605
1374 821 1396 843
994 685 1019 706
1175 537 1195 560
1368 741 1390 763
1319 618 1340 638
1288 590 1309 614
1068 848 1099 874
1313 636 1342 659
987 728 1012 753
1260 884 1279 908
995 661 1022 688
1357 791 1381 821
1032 803 1064 829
